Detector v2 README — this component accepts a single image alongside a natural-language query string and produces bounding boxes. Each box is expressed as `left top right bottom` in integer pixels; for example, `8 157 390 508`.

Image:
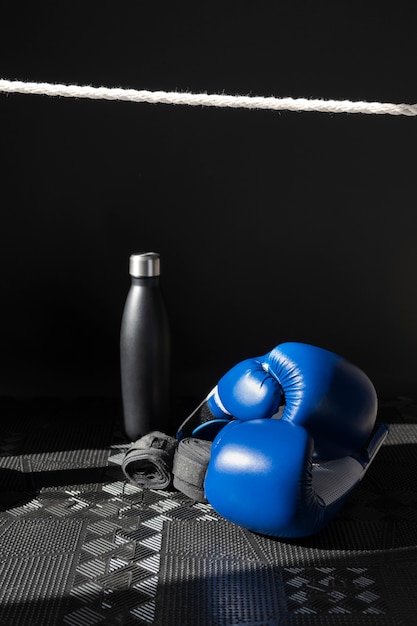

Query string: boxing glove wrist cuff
176 388 232 441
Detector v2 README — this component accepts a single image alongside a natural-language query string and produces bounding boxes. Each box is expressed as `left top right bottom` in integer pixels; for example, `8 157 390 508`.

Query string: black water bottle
120 252 171 441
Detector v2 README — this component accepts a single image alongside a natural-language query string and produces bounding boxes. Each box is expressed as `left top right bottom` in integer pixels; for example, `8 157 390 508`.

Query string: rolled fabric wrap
121 431 178 489
172 438 212 502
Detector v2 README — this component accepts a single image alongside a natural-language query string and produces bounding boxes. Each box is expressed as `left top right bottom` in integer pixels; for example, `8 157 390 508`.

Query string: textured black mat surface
0 397 416 625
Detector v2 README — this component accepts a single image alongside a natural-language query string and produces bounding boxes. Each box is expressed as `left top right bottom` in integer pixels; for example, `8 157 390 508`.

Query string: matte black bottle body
120 260 171 441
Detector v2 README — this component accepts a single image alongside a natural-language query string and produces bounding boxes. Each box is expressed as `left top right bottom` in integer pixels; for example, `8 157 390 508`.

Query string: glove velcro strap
121 431 178 489
172 438 212 502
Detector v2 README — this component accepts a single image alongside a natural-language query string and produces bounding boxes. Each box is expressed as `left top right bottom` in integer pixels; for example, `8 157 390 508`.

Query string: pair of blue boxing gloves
173 341 388 538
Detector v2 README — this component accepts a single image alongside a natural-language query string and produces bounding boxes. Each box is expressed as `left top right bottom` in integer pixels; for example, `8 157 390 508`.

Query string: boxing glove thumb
176 357 283 440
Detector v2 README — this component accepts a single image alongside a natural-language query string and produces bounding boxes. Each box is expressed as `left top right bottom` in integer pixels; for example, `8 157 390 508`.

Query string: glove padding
177 342 378 461
204 418 388 538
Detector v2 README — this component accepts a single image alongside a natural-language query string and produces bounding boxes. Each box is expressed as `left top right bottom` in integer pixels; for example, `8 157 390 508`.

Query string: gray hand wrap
121 431 178 489
172 438 212 502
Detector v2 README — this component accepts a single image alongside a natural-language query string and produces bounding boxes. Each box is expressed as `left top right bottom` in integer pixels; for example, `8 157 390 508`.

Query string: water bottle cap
129 252 160 277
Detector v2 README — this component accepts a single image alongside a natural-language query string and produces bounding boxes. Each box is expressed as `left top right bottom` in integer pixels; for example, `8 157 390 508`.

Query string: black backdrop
1 3 416 404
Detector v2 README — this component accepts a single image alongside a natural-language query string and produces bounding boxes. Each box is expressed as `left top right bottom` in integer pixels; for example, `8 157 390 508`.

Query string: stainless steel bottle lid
129 252 160 277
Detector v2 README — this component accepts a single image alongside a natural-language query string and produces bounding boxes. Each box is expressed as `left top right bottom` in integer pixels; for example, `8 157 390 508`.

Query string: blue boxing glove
204 418 388 538
179 342 378 461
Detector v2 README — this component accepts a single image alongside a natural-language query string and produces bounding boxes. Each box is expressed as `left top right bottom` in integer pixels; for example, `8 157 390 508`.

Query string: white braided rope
1 78 417 116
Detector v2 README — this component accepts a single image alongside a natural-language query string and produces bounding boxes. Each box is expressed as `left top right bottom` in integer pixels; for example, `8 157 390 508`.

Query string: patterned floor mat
0 397 416 625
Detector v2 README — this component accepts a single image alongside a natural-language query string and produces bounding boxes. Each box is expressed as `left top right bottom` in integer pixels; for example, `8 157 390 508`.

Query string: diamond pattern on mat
0 407 223 626
61 484 222 625
284 566 387 616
